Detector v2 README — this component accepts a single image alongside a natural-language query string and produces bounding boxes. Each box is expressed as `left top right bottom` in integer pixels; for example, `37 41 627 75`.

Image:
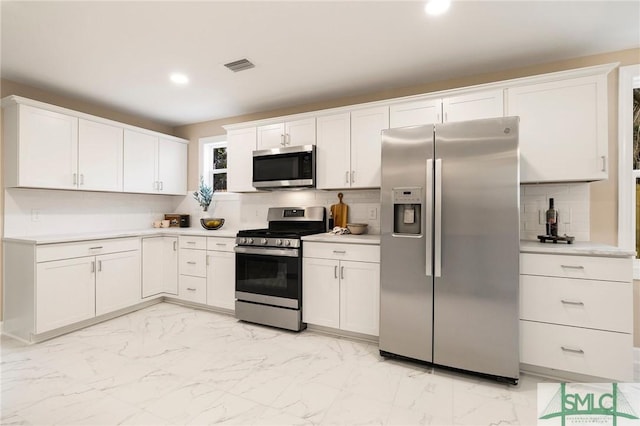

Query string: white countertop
3 227 238 245
520 240 635 258
301 233 381 245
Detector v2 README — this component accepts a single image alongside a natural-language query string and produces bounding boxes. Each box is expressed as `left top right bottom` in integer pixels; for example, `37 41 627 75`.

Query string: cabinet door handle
560 299 584 306
206 255 210 266
345 171 349 184
561 346 584 355
443 112 448 123
560 265 584 270
334 265 338 279
73 173 78 185
187 261 196 265
173 241 177 251
159 181 164 191
186 287 196 292
351 171 355 183
340 266 344 280
281 134 285 146
97 260 102 272
80 174 85 185
601 155 607 172
91 261 95 273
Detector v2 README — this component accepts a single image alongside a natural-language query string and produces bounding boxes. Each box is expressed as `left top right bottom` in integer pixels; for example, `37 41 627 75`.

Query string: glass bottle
545 198 559 237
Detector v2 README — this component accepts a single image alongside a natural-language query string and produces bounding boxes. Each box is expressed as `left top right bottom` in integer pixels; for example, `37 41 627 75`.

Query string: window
199 136 227 192
618 64 640 278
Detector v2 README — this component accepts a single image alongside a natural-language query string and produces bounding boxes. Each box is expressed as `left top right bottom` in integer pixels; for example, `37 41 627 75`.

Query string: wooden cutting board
330 192 348 228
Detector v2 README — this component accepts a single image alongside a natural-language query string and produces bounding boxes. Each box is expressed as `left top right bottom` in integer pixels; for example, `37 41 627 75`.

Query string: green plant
193 177 214 210
633 88 640 169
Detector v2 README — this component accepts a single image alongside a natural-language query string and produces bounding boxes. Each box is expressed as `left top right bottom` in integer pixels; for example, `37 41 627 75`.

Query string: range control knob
283 240 291 247
247 238 254 244
238 238 246 244
275 239 283 246
261 238 268 245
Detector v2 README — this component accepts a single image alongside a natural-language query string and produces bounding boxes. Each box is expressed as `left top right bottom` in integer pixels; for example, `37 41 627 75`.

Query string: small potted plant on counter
193 176 214 212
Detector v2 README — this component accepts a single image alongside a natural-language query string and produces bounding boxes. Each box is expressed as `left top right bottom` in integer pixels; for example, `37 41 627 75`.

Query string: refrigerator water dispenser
392 187 422 235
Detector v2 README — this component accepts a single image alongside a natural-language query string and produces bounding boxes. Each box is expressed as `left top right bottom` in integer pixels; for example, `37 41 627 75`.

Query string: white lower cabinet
95 250 141 316
36 257 96 334
142 236 178 297
177 236 207 304
303 242 380 336
519 252 634 381
206 237 236 311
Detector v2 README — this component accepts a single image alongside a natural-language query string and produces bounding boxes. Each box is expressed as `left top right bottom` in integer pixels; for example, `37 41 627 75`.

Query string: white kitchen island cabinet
142 236 178 298
257 117 316 150
303 241 380 337
206 237 236 311
389 89 504 128
3 237 142 342
123 130 188 195
316 106 389 190
507 74 608 183
227 126 258 192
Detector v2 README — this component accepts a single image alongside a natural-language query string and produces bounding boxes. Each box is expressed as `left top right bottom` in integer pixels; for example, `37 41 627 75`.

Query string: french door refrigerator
379 116 520 384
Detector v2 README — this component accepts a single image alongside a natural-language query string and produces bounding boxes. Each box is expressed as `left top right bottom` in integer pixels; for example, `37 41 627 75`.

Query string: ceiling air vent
224 58 255 72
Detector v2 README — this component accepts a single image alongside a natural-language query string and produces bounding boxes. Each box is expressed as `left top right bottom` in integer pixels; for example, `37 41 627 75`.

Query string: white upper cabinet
442 89 504 123
390 98 441 128
389 89 504 129
507 75 608 183
5 104 79 189
257 117 316 150
316 107 388 189
227 126 258 192
316 113 351 189
158 137 187 195
123 130 187 195
78 119 123 192
350 106 389 188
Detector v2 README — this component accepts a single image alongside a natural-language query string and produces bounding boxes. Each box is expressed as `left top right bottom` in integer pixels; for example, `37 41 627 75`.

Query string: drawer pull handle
561 346 584 355
333 250 346 254
186 241 196 245
89 246 103 250
187 261 197 265
560 265 584 270
216 243 227 246
186 287 196 291
561 299 584 306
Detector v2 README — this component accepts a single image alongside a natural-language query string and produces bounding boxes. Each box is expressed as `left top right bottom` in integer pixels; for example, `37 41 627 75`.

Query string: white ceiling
2 1 639 127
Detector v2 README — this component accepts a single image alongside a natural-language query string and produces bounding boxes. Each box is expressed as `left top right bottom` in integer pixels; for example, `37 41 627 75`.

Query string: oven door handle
234 246 300 257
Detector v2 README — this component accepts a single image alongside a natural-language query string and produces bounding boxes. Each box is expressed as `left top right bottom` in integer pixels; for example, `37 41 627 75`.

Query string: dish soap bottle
545 198 559 237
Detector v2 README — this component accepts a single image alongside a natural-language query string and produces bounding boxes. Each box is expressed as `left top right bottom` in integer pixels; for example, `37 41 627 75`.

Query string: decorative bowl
200 218 225 230
347 223 368 235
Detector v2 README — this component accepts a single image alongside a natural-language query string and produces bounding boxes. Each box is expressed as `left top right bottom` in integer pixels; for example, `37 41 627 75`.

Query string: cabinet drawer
303 242 380 262
179 249 207 277
520 320 633 381
520 275 632 333
179 235 206 250
520 253 631 282
37 238 140 262
178 275 207 304
207 237 235 252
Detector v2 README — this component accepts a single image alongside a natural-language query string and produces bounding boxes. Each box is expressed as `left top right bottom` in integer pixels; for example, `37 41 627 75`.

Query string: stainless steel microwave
252 145 316 189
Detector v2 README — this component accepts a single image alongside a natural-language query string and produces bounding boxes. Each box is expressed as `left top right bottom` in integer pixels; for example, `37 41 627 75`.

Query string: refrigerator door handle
434 158 442 278
425 159 434 277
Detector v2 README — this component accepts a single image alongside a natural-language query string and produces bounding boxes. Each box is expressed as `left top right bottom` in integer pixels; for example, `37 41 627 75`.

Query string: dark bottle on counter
545 198 559 237
328 211 334 231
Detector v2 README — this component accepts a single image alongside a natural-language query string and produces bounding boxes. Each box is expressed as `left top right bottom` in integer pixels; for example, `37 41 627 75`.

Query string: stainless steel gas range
234 206 326 331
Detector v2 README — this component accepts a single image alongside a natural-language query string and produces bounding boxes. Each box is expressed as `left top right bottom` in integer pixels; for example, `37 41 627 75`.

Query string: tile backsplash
520 183 590 241
4 183 589 241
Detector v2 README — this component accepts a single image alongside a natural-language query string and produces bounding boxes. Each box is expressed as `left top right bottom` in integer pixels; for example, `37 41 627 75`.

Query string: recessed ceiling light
425 0 451 16
170 73 189 85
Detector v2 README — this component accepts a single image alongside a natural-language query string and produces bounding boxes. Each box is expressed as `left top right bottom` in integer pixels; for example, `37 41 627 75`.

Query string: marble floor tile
1 302 544 425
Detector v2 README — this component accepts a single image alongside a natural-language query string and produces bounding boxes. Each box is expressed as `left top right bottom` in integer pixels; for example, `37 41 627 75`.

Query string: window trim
617 64 640 279
199 135 230 195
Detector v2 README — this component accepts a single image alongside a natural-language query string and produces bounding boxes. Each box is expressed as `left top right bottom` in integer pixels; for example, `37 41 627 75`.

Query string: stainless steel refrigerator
379 116 520 384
